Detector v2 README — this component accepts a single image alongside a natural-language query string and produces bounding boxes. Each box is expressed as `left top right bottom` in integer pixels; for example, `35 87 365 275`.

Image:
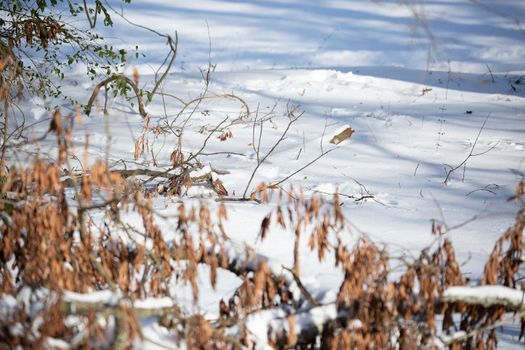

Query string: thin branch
310 189 374 203
148 32 178 102
281 266 320 307
85 75 146 118
82 0 98 29
440 312 524 346
252 103 260 162
215 197 261 204
466 188 497 196
185 117 229 164
199 151 246 157
169 93 250 131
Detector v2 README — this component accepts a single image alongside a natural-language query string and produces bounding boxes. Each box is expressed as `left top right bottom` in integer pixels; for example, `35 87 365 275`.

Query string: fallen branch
215 197 261 204
110 168 226 183
57 290 176 317
111 168 172 179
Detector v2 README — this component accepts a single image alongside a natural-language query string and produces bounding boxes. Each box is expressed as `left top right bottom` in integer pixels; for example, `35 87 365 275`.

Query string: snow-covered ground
11 0 525 348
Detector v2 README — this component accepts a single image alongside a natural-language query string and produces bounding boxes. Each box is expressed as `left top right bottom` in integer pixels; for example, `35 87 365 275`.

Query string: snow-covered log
443 285 525 311
61 290 176 317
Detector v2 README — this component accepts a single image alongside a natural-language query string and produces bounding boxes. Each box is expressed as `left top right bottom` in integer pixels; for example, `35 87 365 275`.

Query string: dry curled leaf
211 178 228 196
218 129 233 141
330 127 354 145
132 66 139 86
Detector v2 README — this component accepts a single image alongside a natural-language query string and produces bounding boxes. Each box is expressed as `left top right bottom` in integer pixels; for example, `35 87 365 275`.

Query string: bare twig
269 148 335 188
320 116 329 154
466 188 497 196
215 197 261 204
444 114 494 184
169 93 250 130
185 117 229 164
199 151 246 157
243 107 303 199
485 63 495 83
90 4 180 112
341 175 388 207
252 103 261 163
311 189 374 204
149 32 178 102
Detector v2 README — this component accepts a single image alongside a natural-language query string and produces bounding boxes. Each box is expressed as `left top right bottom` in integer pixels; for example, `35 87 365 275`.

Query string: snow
46 338 71 349
0 295 17 316
6 0 525 348
134 297 175 309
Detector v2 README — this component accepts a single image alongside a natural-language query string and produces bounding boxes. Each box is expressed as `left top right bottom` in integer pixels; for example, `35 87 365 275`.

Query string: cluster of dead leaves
13 17 65 49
